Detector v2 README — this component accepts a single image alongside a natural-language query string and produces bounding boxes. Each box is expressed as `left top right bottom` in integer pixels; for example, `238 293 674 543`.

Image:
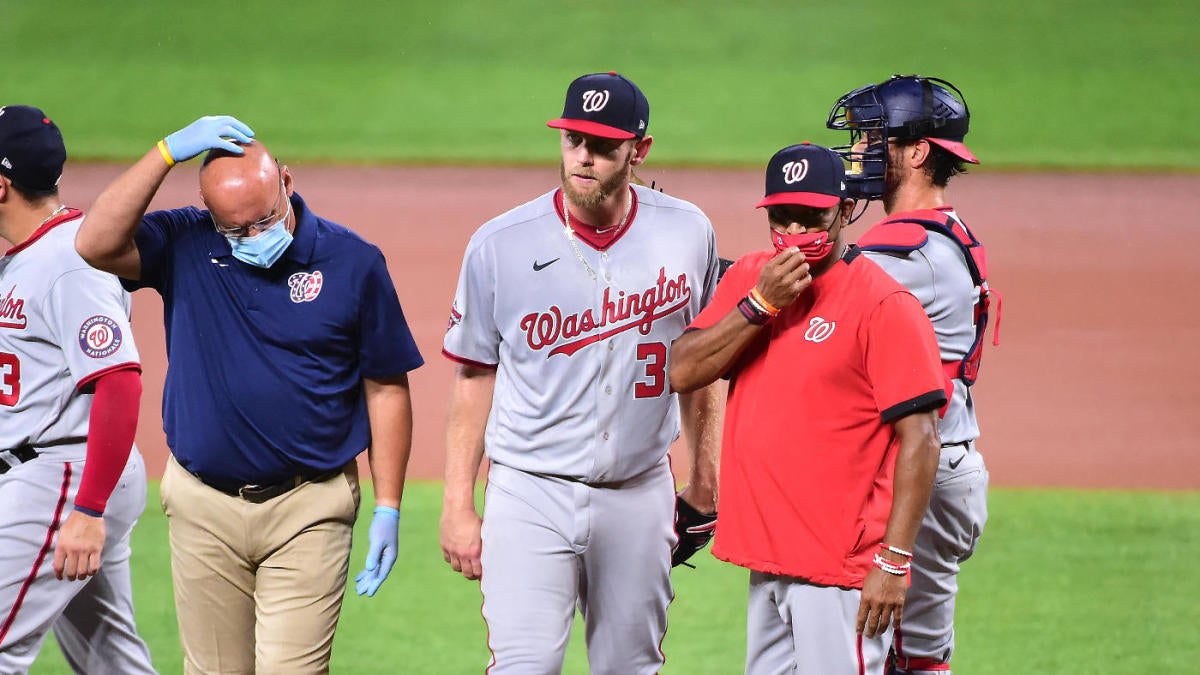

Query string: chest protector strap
858 209 1000 386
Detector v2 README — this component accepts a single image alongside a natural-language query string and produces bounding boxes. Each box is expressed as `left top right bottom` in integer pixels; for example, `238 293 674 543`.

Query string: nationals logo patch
78 315 122 358
288 270 323 303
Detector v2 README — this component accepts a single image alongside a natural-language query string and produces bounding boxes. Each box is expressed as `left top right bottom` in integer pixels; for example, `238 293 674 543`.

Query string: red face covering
771 231 835 263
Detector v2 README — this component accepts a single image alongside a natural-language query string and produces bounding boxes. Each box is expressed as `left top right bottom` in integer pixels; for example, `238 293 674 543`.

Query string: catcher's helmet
826 75 977 201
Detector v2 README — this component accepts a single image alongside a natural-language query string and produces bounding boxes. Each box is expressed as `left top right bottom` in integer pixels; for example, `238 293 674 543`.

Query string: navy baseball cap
0 105 66 191
756 142 847 209
547 71 649 140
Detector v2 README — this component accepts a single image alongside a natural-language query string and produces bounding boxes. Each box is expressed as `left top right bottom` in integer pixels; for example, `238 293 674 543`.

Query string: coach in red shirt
670 143 945 674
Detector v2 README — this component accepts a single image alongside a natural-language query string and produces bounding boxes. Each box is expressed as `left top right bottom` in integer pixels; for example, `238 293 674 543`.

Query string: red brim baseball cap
927 137 980 164
755 192 841 209
547 71 649 140
756 143 847 210
547 118 636 140
0 105 66 191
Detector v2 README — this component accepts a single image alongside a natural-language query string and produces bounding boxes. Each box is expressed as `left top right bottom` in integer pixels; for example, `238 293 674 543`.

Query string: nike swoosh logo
948 454 967 470
533 258 560 272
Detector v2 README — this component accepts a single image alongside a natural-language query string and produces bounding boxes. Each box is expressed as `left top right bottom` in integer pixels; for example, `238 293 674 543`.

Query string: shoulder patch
78 315 123 359
857 222 929 253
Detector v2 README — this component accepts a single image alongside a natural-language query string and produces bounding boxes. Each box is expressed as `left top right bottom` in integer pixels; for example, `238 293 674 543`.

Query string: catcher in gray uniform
828 74 996 674
440 71 722 674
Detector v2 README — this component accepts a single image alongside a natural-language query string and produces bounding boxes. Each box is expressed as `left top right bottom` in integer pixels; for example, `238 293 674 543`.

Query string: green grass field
28 483 1200 674
4 1 1198 168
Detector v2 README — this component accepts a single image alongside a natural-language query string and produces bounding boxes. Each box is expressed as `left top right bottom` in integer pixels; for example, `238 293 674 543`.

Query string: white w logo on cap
581 90 610 112
782 160 809 185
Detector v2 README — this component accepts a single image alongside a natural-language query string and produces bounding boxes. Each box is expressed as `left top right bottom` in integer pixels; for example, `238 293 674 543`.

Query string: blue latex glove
163 116 255 163
355 506 400 597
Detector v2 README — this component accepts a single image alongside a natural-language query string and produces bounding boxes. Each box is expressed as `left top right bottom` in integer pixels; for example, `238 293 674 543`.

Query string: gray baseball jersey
862 207 988 673
444 184 719 482
0 212 153 672
861 213 979 445
0 215 140 454
444 184 718 673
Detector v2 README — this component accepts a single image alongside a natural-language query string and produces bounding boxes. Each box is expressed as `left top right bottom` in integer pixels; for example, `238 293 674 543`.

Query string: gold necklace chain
561 191 631 282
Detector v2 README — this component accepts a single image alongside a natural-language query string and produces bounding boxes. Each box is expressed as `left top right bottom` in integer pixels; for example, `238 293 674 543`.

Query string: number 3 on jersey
0 352 20 406
635 342 666 398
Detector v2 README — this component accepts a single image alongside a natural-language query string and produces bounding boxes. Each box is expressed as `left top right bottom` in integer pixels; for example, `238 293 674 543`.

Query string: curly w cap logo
288 270 323 303
78 316 122 359
782 160 809 185
581 89 610 112
803 316 836 343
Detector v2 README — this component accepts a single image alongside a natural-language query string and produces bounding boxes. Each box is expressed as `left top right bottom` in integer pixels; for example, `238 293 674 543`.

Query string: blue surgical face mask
226 200 293 268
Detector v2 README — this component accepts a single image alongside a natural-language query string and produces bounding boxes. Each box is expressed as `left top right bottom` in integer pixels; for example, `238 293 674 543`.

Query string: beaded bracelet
873 554 911 576
880 544 913 559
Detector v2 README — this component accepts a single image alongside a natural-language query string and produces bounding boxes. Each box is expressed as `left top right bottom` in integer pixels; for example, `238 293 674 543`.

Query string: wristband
749 287 781 315
737 297 771 325
156 139 176 167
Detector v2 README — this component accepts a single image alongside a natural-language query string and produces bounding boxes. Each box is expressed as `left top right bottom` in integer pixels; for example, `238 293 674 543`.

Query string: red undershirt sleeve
73 367 142 516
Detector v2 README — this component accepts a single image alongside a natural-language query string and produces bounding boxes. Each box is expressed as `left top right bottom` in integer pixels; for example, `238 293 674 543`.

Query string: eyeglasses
210 166 289 239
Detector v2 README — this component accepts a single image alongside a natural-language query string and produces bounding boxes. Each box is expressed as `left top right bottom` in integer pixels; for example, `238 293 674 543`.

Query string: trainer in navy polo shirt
122 191 423 486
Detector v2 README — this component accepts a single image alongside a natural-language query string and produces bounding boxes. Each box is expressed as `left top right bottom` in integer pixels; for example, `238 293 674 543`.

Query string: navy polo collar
203 191 318 265
283 192 317 265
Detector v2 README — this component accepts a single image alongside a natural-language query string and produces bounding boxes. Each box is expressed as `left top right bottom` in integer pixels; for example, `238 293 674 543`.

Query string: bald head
200 141 291 235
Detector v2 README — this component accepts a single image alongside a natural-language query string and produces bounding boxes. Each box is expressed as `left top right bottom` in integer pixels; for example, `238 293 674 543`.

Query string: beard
882 151 905 213
560 153 632 211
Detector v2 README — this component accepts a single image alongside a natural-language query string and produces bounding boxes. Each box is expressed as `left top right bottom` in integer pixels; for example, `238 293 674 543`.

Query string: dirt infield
56 164 1200 490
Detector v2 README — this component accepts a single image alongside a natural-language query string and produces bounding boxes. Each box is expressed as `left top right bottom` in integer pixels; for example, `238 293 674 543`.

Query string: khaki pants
161 455 360 675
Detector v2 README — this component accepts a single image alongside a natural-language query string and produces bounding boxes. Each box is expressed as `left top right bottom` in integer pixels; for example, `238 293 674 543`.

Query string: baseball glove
672 495 717 568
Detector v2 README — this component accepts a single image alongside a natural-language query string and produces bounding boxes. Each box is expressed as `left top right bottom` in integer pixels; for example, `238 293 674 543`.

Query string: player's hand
677 482 716 515
163 116 255 163
354 506 400 597
53 510 106 582
756 247 812 309
856 566 907 638
440 505 484 581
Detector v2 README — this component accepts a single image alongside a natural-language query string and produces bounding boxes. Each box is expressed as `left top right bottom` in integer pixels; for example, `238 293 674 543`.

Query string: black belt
941 440 973 451
193 467 342 504
0 444 38 474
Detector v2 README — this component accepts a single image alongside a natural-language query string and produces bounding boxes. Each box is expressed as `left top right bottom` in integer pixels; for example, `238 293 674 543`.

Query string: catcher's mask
826 75 977 202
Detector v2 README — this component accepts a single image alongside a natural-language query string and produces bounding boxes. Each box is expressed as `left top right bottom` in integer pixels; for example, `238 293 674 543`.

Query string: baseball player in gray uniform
828 75 995 674
440 72 722 674
0 106 154 673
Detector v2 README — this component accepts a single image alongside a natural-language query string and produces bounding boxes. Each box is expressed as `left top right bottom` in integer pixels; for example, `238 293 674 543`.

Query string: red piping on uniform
553 187 639 252
856 632 866 675
480 466 496 674
76 361 141 392
3 209 83 257
481 587 496 674
0 462 71 643
657 452 676 673
441 348 498 370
